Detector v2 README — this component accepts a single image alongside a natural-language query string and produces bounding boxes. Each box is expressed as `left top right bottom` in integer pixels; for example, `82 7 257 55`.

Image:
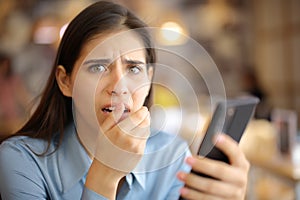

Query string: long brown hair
13 1 156 153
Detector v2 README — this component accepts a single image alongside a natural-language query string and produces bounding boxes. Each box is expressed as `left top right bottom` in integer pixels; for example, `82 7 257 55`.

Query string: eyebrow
83 59 112 65
83 58 146 65
123 58 145 65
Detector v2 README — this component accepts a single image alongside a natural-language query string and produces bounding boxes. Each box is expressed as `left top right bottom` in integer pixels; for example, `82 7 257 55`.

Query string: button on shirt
0 124 191 200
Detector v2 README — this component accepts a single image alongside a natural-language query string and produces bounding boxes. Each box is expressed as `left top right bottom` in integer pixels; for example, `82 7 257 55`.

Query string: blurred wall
249 0 300 125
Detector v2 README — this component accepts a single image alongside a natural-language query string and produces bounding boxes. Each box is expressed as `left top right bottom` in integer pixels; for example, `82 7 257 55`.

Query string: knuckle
184 174 193 185
235 170 248 187
204 180 219 194
136 108 147 118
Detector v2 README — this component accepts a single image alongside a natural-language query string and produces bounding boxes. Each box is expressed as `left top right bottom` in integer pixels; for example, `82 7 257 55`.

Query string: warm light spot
60 23 69 39
161 21 183 42
158 21 187 45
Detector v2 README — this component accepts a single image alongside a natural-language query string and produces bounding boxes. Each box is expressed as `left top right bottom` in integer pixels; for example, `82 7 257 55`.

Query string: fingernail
185 156 195 166
180 187 188 195
177 172 186 181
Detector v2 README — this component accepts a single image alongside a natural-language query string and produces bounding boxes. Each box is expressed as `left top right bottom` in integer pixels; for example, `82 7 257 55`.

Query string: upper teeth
102 106 129 113
107 106 115 111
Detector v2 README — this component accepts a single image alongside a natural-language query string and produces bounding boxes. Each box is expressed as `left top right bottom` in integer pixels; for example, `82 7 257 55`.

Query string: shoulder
0 134 59 177
0 135 55 170
0 136 45 175
0 135 50 156
0 136 33 165
0 136 52 198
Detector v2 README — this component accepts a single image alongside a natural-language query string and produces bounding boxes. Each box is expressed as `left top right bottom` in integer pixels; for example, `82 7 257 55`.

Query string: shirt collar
57 124 92 193
129 172 146 190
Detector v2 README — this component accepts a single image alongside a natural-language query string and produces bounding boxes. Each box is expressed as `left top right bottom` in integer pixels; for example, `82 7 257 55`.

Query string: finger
127 112 151 139
101 104 125 132
186 156 235 181
177 172 241 198
179 186 223 200
118 106 149 133
214 133 249 169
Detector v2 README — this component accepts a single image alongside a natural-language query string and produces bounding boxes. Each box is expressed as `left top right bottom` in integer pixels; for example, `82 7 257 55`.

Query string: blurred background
0 0 299 199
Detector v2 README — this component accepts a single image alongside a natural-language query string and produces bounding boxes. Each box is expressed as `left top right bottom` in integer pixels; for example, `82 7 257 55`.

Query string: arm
84 159 124 199
84 106 151 199
177 133 250 200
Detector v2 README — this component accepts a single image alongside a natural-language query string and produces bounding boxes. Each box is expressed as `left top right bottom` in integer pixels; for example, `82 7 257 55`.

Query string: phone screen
196 97 259 167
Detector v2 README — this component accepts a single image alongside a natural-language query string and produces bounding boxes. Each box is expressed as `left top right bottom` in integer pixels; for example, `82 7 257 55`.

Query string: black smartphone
179 97 259 200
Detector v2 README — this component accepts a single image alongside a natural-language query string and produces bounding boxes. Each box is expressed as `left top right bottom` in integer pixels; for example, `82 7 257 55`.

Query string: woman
0 1 249 199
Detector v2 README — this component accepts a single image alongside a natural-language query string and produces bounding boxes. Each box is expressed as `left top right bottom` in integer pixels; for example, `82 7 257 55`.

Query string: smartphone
195 97 259 164
179 97 259 200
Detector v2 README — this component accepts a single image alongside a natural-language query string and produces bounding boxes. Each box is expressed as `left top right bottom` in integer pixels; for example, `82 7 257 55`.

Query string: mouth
101 106 130 113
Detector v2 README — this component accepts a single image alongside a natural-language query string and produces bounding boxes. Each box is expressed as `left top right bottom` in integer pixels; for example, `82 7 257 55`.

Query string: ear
56 65 72 97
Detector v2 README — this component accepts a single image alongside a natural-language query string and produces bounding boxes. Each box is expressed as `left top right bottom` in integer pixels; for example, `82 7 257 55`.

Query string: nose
109 86 128 96
107 64 129 96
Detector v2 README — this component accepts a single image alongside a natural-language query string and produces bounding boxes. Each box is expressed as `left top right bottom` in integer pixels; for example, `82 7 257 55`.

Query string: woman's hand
103 105 150 155
85 106 151 199
177 133 250 200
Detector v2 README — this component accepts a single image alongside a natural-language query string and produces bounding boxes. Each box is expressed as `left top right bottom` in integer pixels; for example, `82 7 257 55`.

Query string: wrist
85 159 124 199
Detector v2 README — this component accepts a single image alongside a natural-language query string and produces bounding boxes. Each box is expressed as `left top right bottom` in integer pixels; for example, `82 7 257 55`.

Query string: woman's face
61 30 153 128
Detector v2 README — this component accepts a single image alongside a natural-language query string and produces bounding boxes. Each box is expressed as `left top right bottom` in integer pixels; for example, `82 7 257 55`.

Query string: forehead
78 30 146 65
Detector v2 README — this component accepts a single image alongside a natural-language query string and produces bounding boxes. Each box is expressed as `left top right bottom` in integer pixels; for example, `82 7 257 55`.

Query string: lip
100 103 131 123
101 103 131 114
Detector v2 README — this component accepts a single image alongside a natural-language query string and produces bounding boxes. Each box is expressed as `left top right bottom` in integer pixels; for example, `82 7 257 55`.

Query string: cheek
72 72 100 129
94 82 105 98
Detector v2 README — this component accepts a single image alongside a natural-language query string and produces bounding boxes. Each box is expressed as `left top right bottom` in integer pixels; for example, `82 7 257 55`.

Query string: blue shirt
0 124 191 200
